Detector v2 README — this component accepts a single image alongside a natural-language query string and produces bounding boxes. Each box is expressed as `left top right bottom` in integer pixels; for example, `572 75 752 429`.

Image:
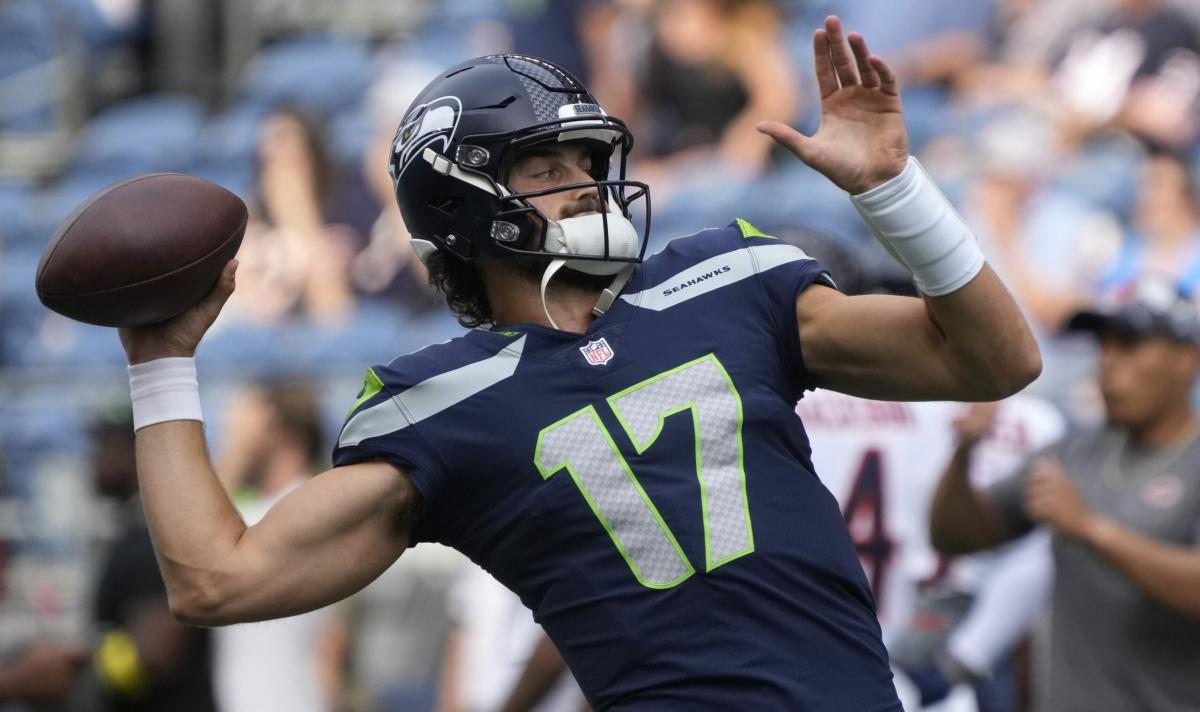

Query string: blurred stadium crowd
1 0 1199 710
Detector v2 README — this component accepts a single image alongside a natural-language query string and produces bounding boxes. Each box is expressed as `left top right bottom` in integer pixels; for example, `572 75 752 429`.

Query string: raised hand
954 402 999 448
119 259 238 365
758 16 909 195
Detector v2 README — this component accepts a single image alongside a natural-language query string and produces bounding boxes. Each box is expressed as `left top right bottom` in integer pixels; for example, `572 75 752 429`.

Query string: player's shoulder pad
648 219 779 262
339 331 527 445
624 219 827 310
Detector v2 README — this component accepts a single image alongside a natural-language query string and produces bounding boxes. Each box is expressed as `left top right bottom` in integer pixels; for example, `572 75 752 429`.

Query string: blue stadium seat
0 179 36 247
10 314 125 368
1053 137 1145 219
0 393 87 498
191 101 270 202
237 36 372 113
386 23 474 70
197 321 283 373
330 102 370 166
194 101 268 166
72 94 207 174
735 164 870 244
28 164 148 241
1 243 42 308
0 0 59 133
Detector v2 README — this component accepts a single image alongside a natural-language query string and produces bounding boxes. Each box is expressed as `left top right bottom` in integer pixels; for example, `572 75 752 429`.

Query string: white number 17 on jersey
535 354 753 589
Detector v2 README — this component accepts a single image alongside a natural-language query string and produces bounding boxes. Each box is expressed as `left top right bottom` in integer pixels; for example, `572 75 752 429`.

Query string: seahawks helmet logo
391 95 462 181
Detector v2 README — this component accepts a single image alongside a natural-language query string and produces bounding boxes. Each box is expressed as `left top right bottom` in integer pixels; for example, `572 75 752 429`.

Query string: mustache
560 193 605 220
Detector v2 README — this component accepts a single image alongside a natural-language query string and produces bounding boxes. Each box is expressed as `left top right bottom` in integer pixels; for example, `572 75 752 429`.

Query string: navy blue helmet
389 54 650 269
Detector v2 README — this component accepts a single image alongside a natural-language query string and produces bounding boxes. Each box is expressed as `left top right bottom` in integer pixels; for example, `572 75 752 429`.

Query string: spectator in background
350 65 444 315
979 148 1200 345
1100 151 1200 292
930 276 1200 711
829 0 998 149
343 548 462 712
634 0 796 188
229 107 358 327
90 405 216 712
790 231 1064 712
212 382 349 712
500 0 629 117
889 404 1059 711
1052 0 1200 148
436 564 585 712
905 0 1102 113
217 381 461 712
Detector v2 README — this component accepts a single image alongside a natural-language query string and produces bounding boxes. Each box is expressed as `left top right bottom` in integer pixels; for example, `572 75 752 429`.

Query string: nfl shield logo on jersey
579 337 615 366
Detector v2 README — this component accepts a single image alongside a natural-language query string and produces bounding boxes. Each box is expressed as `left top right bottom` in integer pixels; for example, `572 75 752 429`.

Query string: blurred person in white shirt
437 563 585 712
212 383 349 712
792 233 1065 711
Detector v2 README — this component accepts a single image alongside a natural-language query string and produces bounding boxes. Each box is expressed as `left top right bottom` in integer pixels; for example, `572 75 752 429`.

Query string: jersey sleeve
737 221 837 392
333 366 452 543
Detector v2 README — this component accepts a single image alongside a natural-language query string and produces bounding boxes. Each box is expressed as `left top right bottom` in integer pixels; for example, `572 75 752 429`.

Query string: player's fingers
757 121 819 166
824 16 860 88
870 56 898 96
197 260 238 314
849 33 879 89
216 259 238 294
220 259 238 297
812 29 839 98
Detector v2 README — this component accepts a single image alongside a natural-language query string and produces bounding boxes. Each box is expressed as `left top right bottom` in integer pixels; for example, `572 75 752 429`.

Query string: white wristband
850 156 985 296
128 357 203 431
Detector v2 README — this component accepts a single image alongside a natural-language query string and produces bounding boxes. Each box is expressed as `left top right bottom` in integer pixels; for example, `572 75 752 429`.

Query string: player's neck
484 265 602 335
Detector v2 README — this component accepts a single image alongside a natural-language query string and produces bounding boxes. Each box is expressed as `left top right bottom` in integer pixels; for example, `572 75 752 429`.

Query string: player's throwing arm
114 268 421 625
758 17 1041 401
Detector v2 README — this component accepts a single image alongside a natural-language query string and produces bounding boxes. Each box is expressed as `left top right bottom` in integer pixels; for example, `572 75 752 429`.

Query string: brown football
35 173 248 327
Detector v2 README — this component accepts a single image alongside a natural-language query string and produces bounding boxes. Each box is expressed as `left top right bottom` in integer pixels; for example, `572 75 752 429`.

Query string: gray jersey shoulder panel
621 243 813 312
339 335 527 448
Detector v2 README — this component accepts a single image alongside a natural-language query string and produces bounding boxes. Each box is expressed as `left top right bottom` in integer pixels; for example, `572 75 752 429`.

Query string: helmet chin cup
544 210 639 276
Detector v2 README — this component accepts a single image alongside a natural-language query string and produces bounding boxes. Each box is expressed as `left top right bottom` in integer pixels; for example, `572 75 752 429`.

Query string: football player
116 17 1040 711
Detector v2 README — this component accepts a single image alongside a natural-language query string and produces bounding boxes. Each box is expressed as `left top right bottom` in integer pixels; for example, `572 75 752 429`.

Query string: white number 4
534 355 753 589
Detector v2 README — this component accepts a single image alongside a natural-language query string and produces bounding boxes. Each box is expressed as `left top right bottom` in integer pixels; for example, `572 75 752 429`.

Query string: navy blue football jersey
334 223 901 711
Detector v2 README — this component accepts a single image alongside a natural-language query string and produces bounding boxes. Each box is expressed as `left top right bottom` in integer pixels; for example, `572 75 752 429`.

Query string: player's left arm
795 273 1036 400
760 17 1040 401
1025 458 1200 620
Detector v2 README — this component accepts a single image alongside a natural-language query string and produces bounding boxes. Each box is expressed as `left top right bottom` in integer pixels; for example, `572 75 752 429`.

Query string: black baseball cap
1066 276 1200 345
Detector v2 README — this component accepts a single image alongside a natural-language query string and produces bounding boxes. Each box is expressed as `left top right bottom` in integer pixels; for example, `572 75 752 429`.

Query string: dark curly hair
424 251 494 328
424 247 610 328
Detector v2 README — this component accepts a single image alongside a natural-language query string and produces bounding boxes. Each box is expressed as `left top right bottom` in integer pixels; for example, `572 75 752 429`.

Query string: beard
488 250 615 292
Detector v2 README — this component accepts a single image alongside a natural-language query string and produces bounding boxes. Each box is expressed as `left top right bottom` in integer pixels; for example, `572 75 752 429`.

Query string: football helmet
389 54 650 276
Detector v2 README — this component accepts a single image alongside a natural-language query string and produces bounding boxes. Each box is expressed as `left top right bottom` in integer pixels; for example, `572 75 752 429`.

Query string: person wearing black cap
929 275 1200 711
